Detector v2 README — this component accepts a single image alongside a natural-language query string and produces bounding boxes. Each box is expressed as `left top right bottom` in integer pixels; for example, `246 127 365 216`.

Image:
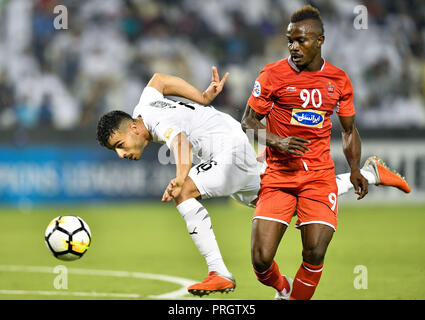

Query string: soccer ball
45 216 92 261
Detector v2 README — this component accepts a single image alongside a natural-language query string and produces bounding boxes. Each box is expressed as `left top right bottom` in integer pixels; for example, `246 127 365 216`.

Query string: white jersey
132 86 246 162
133 86 261 207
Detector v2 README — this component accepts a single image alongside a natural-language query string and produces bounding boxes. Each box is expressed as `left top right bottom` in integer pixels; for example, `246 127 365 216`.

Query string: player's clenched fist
277 136 311 156
349 169 369 200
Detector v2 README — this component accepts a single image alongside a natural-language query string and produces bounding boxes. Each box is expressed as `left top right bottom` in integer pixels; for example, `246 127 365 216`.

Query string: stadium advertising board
0 145 174 205
0 140 423 205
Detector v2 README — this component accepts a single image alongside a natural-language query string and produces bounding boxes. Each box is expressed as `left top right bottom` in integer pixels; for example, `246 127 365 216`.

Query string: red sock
290 261 324 300
253 260 290 293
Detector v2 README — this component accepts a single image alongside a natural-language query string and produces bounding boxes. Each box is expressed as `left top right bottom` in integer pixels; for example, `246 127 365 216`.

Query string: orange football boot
363 156 411 193
188 272 236 297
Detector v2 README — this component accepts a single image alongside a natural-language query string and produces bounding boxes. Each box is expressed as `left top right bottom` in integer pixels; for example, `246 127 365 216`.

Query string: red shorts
254 167 338 231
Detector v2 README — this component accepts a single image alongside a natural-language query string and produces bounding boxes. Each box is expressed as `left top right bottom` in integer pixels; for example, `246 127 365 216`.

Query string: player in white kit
96 67 410 297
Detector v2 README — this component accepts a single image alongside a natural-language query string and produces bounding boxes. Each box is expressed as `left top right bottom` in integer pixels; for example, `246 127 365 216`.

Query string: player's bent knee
251 219 286 272
251 247 274 272
300 223 334 265
302 247 327 265
174 178 202 206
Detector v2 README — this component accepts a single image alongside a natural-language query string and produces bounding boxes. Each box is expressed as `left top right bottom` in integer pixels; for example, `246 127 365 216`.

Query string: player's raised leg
335 156 411 195
173 177 235 296
362 156 410 193
257 149 410 196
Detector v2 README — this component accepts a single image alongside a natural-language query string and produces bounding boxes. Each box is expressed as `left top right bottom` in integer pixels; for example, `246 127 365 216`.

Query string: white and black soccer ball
45 216 92 261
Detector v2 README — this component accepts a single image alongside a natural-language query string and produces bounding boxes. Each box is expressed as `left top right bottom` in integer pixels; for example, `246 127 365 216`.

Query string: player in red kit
241 5 368 300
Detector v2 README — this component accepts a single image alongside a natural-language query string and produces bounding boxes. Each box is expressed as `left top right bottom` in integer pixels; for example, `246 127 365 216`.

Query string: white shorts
188 137 260 207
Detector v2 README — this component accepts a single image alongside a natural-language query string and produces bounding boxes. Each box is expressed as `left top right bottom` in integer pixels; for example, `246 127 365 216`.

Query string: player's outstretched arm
241 104 310 155
147 66 228 105
162 132 193 202
338 115 368 200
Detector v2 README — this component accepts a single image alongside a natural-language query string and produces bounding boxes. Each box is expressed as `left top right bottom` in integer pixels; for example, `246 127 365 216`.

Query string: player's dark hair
290 5 324 35
96 110 133 147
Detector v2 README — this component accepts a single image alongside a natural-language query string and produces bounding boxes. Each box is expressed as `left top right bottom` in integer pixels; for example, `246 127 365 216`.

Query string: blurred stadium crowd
0 0 424 130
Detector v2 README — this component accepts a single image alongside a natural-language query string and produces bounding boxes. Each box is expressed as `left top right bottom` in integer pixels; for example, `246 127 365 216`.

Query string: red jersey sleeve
336 74 356 117
247 69 274 115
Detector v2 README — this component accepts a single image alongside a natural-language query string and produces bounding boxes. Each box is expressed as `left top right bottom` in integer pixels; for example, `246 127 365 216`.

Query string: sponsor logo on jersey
326 82 335 96
150 101 176 109
252 81 261 97
286 86 297 92
291 108 326 128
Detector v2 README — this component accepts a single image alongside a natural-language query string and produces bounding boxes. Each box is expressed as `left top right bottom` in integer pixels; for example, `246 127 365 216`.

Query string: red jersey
248 57 355 171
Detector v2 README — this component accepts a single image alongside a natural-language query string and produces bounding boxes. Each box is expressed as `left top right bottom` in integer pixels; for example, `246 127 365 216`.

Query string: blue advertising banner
0 145 175 204
1 140 423 205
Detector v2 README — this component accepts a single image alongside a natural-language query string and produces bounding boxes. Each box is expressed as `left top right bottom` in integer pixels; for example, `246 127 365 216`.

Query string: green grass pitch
0 200 423 300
